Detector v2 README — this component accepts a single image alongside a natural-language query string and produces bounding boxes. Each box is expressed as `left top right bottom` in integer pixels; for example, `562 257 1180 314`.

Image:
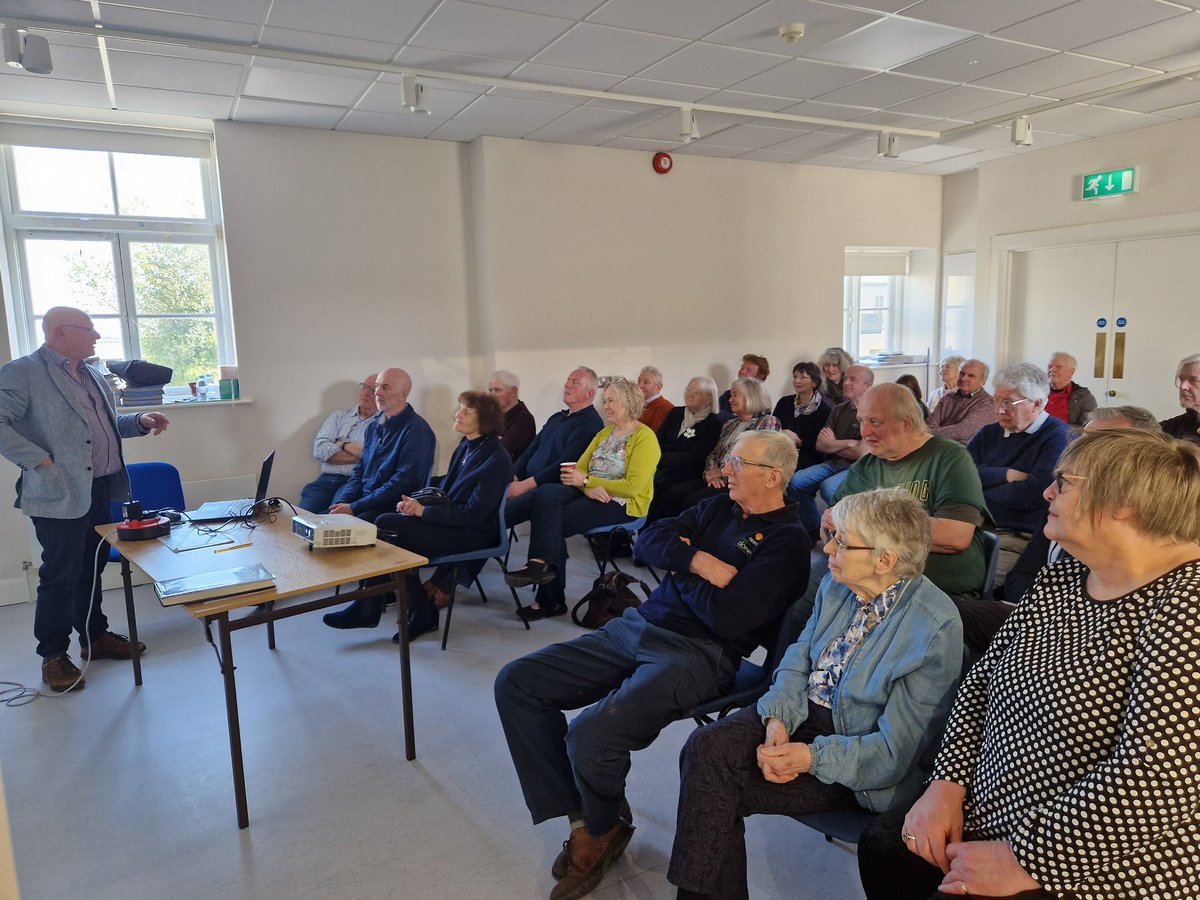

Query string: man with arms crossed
489 369 536 461
0 306 169 692
1162 353 1200 443
299 372 377 512
495 431 809 900
925 358 997 446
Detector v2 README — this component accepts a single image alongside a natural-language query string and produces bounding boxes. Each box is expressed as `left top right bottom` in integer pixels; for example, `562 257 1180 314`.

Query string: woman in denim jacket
667 488 964 900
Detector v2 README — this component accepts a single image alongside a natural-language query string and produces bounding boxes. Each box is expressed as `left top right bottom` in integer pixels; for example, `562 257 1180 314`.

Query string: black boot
322 596 384 629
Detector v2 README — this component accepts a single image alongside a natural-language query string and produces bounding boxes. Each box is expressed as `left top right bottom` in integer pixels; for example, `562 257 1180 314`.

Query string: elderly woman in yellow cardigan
506 378 661 620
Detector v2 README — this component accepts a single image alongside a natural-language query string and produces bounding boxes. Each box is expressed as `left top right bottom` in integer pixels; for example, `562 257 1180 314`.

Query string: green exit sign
1081 167 1136 199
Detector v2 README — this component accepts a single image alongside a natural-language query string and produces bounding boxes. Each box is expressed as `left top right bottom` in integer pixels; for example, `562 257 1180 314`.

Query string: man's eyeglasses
1053 472 1088 492
727 455 776 473
358 382 376 390
994 397 1031 412
824 531 875 553
62 323 100 337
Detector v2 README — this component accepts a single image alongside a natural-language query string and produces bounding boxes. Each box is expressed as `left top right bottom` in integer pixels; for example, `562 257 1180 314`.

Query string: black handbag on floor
570 572 652 629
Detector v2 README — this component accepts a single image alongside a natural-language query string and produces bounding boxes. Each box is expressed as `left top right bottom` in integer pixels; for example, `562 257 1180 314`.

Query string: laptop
185 452 275 523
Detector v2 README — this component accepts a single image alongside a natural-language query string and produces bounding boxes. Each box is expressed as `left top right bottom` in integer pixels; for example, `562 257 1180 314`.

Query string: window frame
843 273 907 359
0 135 235 382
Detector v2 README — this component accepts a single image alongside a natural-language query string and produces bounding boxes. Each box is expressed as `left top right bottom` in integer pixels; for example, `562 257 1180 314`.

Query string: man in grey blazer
0 306 169 692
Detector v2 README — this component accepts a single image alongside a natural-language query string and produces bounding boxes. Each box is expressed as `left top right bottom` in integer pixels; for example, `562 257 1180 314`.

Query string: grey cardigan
0 350 145 518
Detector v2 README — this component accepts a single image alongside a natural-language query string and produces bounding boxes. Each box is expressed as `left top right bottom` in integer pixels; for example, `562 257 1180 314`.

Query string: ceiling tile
528 104 662 140
26 41 105 83
624 110 746 143
470 0 605 17
600 135 669 151
767 129 864 155
586 0 765 40
107 49 245 95
895 36 1054 82
532 23 688 74
1029 102 1168 136
1144 48 1200 71
428 119 532 140
231 97 347 128
0 73 111 107
808 17 975 70
1074 11 1200 67
610 77 712 102
264 0 435 44
994 0 1187 52
777 98 882 123
899 0 1077 34
897 141 977 162
509 63 625 91
737 148 808 163
814 72 947 108
1094 77 1200 114
731 58 873 100
970 52 1127 95
257 27 401 63
395 46 521 78
690 122 811 149
850 157 922 171
113 0 270 24
455 93 575 129
358 81 481 117
112 85 236 120
337 109 447 137
889 83 1027 117
966 92 1053 121
852 109 942 129
941 123 1021 150
699 89 796 112
243 62 371 106
673 143 746 158
1153 98 1200 119
409 1 573 60
638 43 788 89
96 5 260 43
5 0 93 24
705 1 882 56
1037 66 1160 100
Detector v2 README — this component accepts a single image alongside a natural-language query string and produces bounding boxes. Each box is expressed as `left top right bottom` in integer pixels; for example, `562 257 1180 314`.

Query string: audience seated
818 347 854 405
1045 351 1096 427
895 373 927 418
925 358 997 446
505 367 603 529
1161 352 1200 443
668 490 962 900
718 354 769 420
772 361 833 472
494 431 809 900
299 373 378 513
827 384 1010 657
328 367 435 523
966 363 1072 583
927 355 965 412
636 366 674 433
786 364 873 535
661 377 780 515
489 369 536 461
647 376 722 523
505 379 659 620
322 391 512 639
858 430 1200 900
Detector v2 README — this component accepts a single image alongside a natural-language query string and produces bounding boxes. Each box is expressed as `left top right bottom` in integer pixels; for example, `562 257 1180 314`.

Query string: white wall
0 123 944 591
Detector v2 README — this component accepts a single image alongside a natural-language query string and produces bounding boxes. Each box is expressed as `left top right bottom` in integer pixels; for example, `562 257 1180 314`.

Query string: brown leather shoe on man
423 580 453 610
42 654 85 692
549 819 634 900
80 631 146 661
552 799 633 880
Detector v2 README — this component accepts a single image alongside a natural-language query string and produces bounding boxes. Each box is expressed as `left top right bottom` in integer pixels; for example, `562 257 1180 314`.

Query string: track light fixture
400 74 430 114
1012 116 1033 147
1 26 53 75
680 107 700 144
877 131 899 158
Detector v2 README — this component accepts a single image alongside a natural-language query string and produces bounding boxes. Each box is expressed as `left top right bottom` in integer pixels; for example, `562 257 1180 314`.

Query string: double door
1007 233 1197 418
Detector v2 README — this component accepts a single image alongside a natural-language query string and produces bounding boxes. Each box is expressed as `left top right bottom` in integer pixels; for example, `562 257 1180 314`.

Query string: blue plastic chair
108 462 187 561
425 501 528 650
980 530 1001 597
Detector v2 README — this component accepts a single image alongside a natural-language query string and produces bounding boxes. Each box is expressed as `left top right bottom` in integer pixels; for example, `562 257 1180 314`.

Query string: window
0 129 234 394
941 252 975 359
844 274 905 358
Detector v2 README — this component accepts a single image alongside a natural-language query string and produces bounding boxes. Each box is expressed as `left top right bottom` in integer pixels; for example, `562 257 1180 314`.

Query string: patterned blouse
808 579 903 708
932 557 1200 899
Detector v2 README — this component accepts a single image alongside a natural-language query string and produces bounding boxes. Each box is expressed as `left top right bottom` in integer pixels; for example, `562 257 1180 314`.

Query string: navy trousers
299 472 349 513
31 478 112 658
494 609 735 836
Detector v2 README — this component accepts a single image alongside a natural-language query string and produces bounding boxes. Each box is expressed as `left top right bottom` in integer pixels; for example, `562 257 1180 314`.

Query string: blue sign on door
1116 317 1127 327
1097 317 1107 328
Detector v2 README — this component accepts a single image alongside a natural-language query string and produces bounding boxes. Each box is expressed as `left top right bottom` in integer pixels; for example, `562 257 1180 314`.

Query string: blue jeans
30 478 112 658
786 462 850 532
524 483 634 608
299 472 349 513
494 609 735 835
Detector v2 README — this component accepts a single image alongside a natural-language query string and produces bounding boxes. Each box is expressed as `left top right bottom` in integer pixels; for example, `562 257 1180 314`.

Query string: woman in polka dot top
858 428 1200 900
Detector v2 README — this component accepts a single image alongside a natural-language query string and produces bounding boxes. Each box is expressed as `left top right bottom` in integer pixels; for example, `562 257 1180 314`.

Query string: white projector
291 513 377 549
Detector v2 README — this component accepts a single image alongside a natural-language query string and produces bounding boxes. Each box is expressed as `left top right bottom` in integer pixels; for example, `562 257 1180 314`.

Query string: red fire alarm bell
652 151 673 174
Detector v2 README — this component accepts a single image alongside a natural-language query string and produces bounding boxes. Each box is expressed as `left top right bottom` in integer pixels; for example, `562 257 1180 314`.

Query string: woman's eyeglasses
823 531 874 553
1053 472 1088 492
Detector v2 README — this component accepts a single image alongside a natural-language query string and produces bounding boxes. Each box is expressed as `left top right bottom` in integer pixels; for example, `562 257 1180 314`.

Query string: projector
291 513 377 549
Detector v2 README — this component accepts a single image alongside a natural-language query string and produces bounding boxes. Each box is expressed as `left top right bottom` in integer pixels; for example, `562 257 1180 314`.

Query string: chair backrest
109 461 186 522
980 530 1001 597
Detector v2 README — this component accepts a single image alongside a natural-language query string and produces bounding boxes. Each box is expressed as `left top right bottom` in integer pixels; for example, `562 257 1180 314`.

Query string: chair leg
440 577 459 652
498 556 531 630
474 575 488 604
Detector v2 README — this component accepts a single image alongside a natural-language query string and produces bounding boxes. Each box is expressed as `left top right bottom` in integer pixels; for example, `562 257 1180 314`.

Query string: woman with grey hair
668 488 963 900
928 355 966 412
647 376 723 523
819 347 856 404
660 377 781 515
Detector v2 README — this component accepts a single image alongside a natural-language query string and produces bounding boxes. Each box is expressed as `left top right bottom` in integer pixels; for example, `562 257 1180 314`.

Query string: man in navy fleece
495 431 809 900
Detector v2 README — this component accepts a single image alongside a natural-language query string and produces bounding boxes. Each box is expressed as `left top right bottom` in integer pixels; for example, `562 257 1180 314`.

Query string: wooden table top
101 510 427 619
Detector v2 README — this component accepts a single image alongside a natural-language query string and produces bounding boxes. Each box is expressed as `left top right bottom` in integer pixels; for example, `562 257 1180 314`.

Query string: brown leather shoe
80 631 146 661
423 580 453 610
549 818 634 900
41 654 85 692
552 799 633 880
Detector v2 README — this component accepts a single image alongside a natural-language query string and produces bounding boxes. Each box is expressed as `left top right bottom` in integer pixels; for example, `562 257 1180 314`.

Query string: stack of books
121 385 165 406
